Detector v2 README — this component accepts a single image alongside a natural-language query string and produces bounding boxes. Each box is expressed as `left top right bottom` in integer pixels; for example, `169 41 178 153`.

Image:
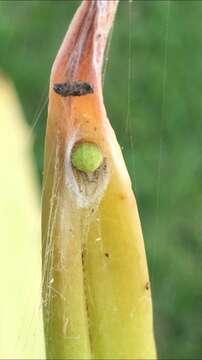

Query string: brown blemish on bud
119 193 126 201
145 282 150 291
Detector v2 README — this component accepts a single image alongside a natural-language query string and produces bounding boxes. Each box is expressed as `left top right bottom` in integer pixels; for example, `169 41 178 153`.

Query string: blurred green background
0 0 202 359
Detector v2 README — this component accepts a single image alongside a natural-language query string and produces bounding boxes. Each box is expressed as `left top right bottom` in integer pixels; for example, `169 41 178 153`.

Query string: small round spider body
71 142 103 173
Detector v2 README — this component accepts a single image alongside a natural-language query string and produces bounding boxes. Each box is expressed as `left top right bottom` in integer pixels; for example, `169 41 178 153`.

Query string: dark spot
91 208 95 213
104 253 109 258
102 163 107 171
145 282 150 290
119 193 126 200
53 80 94 97
81 250 84 265
86 301 89 314
94 127 97 131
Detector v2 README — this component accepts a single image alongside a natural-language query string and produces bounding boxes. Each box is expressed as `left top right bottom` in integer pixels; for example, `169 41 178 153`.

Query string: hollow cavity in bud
71 142 103 173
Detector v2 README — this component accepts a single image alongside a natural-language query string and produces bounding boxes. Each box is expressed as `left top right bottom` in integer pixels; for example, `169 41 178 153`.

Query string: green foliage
0 1 202 358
